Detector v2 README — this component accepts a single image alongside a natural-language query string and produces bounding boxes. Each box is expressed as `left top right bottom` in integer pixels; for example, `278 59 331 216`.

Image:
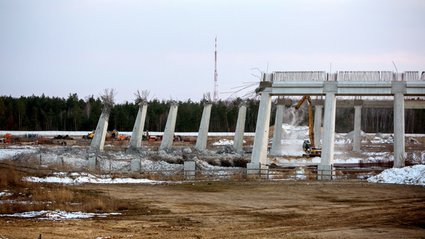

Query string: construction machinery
294 96 322 157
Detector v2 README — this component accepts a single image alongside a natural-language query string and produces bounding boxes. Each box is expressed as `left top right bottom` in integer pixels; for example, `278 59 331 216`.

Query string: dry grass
0 163 124 214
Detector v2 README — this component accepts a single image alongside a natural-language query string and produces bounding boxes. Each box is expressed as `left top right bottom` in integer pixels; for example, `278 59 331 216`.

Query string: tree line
0 94 424 133
0 94 260 132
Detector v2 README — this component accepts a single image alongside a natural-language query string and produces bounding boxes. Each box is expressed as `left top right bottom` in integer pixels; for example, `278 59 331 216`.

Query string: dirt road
1 181 424 239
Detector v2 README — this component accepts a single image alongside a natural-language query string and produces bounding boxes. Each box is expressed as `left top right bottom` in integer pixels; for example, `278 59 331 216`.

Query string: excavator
294 96 322 157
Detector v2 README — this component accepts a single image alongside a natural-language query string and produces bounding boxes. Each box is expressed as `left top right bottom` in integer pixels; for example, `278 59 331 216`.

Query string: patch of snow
367 165 425 186
295 167 307 180
140 159 183 172
213 139 234 146
0 210 121 220
0 192 13 197
23 172 166 185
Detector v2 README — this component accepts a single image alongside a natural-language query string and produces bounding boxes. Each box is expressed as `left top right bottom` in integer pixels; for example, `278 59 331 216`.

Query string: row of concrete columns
89 101 249 153
250 87 406 171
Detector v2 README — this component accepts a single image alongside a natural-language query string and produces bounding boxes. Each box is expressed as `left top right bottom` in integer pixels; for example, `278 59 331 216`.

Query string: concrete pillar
233 103 247 154
313 105 323 147
195 103 212 151
159 103 179 150
321 91 336 166
353 105 362 152
393 93 405 167
270 104 285 155
90 110 110 152
129 102 148 150
248 90 272 171
392 81 406 168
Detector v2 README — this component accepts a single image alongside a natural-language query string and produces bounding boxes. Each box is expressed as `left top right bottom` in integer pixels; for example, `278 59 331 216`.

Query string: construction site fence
0 161 390 182
110 166 389 181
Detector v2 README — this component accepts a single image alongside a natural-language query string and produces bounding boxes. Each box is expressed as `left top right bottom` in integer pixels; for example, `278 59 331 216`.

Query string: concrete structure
184 160 196 180
159 102 179 150
233 103 247 153
195 103 212 151
353 104 362 152
321 85 337 167
313 105 323 147
251 71 425 172
312 98 425 153
247 88 272 171
129 102 148 150
270 103 285 155
90 107 112 152
130 158 141 172
393 83 406 167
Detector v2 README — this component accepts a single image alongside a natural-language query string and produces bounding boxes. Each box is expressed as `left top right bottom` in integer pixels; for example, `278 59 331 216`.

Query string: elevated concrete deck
271 81 425 96
251 71 425 175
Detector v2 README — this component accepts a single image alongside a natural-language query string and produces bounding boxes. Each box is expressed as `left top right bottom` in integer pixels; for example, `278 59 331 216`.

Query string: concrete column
159 103 179 150
129 102 148 150
195 103 212 151
233 103 247 154
90 110 110 152
321 92 336 166
353 105 362 152
270 104 284 155
392 81 406 168
393 93 405 167
248 90 272 170
313 105 323 147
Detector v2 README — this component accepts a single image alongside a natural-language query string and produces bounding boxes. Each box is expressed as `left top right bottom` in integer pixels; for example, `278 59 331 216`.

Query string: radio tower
213 37 218 102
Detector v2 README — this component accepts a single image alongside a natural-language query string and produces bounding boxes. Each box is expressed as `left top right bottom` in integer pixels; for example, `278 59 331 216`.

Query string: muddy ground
1 180 424 239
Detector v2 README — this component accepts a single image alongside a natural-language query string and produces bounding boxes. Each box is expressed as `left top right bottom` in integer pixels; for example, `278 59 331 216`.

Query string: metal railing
273 71 327 82
271 71 424 82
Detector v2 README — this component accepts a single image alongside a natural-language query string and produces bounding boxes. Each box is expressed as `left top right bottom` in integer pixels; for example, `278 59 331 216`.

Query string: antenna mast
213 37 218 102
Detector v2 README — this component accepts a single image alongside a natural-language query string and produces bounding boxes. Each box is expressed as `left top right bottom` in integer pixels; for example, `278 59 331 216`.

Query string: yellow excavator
294 96 322 157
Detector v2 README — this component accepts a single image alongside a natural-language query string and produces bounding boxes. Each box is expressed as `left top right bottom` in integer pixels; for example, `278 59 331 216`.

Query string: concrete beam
311 99 425 109
270 80 425 96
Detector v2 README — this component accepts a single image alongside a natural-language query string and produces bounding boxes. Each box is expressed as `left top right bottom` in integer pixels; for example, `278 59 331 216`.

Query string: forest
0 94 424 133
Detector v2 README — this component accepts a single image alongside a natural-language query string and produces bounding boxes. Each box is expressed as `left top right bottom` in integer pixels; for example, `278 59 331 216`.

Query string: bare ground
1 180 424 239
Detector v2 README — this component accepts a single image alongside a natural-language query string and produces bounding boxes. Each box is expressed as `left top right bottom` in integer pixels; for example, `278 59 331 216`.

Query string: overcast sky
1 0 424 103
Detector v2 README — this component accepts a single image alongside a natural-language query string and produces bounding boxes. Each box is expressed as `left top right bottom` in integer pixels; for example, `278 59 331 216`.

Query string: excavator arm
294 96 315 148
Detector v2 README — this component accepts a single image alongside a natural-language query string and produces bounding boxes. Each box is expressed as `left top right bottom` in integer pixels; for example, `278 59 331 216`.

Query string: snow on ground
24 172 166 185
140 159 183 172
0 210 121 220
0 191 13 197
367 165 425 186
212 139 247 146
